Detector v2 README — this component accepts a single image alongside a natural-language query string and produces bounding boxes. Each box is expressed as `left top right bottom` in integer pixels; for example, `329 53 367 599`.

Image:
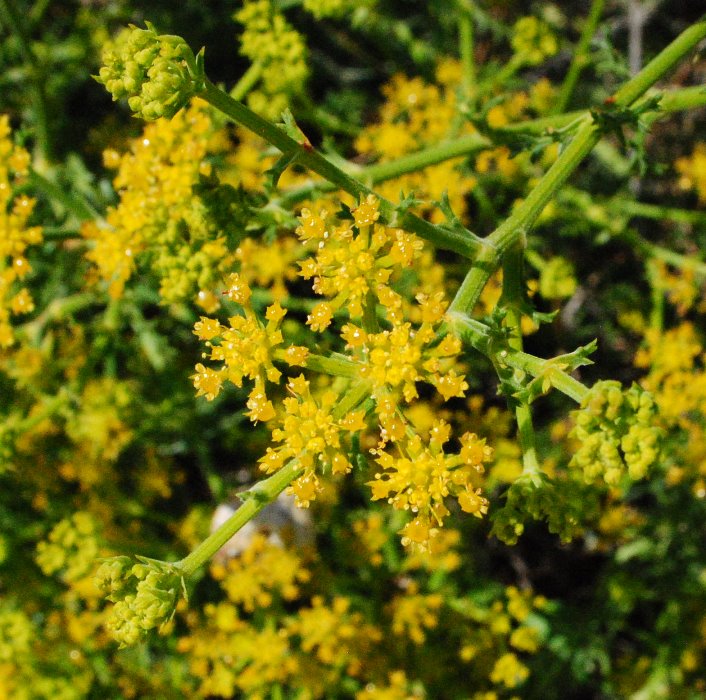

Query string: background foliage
1 0 706 698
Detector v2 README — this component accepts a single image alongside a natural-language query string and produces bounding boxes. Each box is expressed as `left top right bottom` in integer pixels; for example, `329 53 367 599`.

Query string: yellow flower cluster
0 605 33 663
259 374 366 506
303 0 372 19
235 235 300 301
0 115 41 347
369 420 492 548
511 16 559 65
635 323 706 422
179 606 297 699
298 195 424 327
35 511 101 583
355 670 422 700
354 64 476 223
235 0 309 119
288 595 383 676
210 533 310 611
342 293 468 441
192 273 308 421
62 378 133 488
82 100 233 302
389 583 443 644
635 323 706 492
180 593 383 698
459 586 545 693
675 143 706 203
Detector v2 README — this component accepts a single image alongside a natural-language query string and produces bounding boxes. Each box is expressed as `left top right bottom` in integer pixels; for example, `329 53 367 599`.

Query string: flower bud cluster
569 381 660 485
538 255 577 300
0 606 33 663
97 22 203 121
95 555 184 647
491 473 594 545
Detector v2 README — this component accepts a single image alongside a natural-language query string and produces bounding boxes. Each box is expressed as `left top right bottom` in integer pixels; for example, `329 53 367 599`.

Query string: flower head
97 22 204 121
95 555 185 647
259 375 366 507
368 423 492 549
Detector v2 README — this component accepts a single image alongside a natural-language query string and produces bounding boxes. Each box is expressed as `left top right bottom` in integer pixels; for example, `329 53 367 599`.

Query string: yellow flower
259 375 366 506
192 273 307 423
83 100 234 302
0 116 43 347
369 423 492 548
297 197 424 327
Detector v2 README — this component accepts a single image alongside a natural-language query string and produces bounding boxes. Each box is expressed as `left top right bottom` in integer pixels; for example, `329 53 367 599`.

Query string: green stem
300 351 358 378
200 79 482 258
19 292 98 345
15 390 72 434
500 247 540 474
502 349 589 403
176 459 304 575
480 53 525 97
175 379 371 576
553 0 605 114
616 199 706 227
28 169 100 222
230 61 263 101
277 85 706 209
458 0 476 96
646 260 665 332
625 232 706 278
0 0 53 165
449 19 706 316
449 311 589 404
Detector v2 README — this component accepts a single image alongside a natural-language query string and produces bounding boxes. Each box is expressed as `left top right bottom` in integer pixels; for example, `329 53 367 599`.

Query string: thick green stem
553 0 605 114
0 0 53 165
200 79 482 258
449 19 706 316
176 379 371 576
176 459 304 575
277 85 706 209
